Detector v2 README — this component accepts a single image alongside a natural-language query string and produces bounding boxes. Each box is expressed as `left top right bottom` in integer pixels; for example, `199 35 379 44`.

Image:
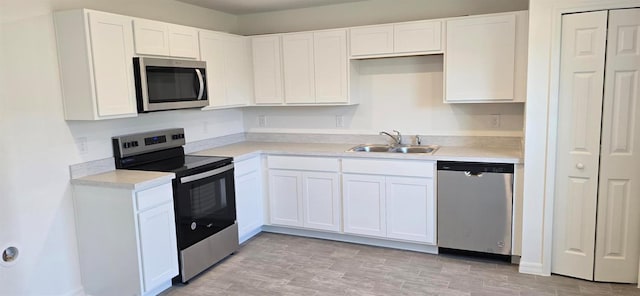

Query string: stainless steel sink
391 145 438 154
347 144 439 154
347 144 393 152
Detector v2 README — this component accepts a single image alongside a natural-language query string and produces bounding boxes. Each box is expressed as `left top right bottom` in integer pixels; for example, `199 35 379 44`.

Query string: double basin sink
347 144 439 154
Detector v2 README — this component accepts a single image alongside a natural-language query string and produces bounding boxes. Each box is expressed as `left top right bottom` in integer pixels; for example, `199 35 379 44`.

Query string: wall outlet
336 115 345 128
75 137 88 154
258 115 267 127
490 114 501 128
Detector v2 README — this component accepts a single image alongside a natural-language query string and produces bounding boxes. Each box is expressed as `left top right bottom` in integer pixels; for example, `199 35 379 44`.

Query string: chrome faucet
380 130 402 145
416 135 422 145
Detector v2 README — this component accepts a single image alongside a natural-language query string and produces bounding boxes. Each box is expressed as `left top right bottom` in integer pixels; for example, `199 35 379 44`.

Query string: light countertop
192 141 523 164
71 170 175 190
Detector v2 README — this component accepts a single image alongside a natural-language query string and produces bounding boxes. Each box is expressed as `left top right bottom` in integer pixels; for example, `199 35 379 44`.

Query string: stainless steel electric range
112 128 238 283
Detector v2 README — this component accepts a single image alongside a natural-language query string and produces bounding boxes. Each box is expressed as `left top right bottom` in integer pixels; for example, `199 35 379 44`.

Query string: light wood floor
161 233 639 296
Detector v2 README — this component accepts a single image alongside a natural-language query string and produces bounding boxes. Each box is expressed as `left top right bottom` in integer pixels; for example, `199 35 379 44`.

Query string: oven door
174 163 236 250
134 57 209 112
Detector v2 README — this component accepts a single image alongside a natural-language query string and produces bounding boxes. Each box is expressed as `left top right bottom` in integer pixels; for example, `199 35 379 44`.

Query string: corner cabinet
266 156 341 232
251 35 285 104
72 176 178 296
133 18 199 59
342 159 436 244
54 9 137 120
444 11 528 103
199 31 253 109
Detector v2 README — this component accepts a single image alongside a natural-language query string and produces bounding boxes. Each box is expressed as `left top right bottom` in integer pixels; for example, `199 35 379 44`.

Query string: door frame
527 0 640 277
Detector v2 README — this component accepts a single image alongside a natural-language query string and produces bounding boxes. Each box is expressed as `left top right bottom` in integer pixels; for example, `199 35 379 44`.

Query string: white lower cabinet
234 156 264 243
72 180 178 296
269 169 304 227
342 159 436 244
386 176 435 244
267 156 341 232
342 174 386 237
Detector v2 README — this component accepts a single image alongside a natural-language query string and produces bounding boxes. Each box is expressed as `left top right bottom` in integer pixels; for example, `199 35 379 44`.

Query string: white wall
237 0 528 35
0 1 241 295
520 0 640 276
244 55 524 136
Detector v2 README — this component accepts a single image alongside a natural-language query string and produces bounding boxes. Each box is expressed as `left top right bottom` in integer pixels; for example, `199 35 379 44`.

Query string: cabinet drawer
235 156 261 176
136 183 173 211
267 155 339 172
342 158 434 178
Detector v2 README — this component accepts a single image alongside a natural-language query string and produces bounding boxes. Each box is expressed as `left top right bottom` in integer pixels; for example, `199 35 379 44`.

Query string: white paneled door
595 8 640 283
553 8 640 283
552 10 608 281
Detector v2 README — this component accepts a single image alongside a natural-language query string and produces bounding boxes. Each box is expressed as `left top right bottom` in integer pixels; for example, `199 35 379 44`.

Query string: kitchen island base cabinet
72 182 178 296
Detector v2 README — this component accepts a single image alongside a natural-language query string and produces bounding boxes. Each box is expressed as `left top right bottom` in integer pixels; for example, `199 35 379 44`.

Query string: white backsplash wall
244 55 525 136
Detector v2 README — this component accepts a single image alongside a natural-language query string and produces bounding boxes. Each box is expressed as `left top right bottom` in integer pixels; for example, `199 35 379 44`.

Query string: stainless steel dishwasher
437 161 514 255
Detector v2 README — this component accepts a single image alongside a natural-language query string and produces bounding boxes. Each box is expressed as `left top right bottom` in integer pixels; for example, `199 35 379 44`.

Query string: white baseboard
261 225 439 254
239 227 263 244
519 261 547 276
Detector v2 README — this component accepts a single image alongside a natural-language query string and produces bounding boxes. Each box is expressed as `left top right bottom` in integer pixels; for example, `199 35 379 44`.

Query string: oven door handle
180 164 234 184
195 69 205 101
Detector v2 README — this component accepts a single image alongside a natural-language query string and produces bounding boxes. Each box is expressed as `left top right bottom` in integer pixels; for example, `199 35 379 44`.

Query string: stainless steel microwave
133 57 208 112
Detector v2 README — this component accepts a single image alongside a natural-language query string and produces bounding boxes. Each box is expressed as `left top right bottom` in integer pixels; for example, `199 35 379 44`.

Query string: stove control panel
112 128 186 158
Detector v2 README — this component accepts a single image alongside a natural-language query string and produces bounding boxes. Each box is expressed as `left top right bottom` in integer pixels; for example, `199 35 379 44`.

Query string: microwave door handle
195 69 205 100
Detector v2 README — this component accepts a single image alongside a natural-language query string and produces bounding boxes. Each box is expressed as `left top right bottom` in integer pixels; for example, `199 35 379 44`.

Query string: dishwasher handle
464 171 484 177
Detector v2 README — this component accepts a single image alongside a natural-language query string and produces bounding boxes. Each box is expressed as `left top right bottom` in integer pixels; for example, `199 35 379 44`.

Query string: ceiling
176 0 368 15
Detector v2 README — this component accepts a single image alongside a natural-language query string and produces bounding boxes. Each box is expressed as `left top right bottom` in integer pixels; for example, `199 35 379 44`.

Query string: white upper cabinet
350 20 443 58
350 25 394 57
253 29 349 105
282 33 316 103
444 11 528 103
133 19 199 59
282 29 348 104
252 35 285 104
199 30 253 108
394 21 442 54
314 30 348 103
54 9 137 120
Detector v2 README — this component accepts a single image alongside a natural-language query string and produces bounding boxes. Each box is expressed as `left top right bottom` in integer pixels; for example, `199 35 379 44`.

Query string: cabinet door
235 169 263 243
342 174 386 237
445 14 516 102
252 36 284 104
386 176 435 244
199 31 227 107
350 25 394 56
137 202 179 292
88 11 137 117
302 172 341 232
268 170 303 227
225 36 253 107
314 30 348 103
168 24 199 59
133 19 170 56
282 33 315 103
394 21 442 53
